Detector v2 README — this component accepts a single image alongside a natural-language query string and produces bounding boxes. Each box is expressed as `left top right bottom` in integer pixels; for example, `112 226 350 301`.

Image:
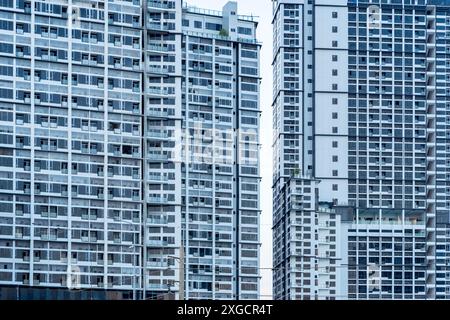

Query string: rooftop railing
182 4 258 22
183 30 260 44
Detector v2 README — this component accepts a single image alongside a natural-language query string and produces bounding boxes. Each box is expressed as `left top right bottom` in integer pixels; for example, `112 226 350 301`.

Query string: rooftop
183 3 259 23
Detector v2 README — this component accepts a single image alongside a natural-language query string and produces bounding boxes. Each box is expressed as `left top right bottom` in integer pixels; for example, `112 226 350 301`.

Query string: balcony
147 239 168 247
147 217 168 225
147 283 169 290
148 151 169 161
148 196 168 204
147 110 169 118
147 130 169 139
147 22 171 32
148 1 175 10
148 174 169 182
148 66 169 75
147 43 170 54
147 88 171 97
146 260 167 268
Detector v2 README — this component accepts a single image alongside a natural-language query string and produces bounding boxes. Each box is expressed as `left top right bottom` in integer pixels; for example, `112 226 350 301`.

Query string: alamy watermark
67 1 99 29
368 5 381 29
155 123 260 167
367 263 381 293
67 264 81 290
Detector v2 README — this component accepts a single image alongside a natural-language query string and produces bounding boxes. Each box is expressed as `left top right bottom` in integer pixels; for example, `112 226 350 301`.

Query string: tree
219 28 229 37
292 168 301 177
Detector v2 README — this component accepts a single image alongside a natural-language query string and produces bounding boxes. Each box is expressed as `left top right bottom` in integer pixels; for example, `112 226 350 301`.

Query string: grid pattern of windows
347 230 427 299
0 0 260 300
347 0 448 300
274 0 450 300
272 0 347 300
0 0 143 295
180 5 260 299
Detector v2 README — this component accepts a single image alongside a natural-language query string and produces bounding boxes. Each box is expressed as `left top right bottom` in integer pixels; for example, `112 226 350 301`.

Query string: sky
185 0 273 299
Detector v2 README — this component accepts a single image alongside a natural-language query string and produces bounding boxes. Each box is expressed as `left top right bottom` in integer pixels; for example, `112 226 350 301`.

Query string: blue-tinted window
238 27 252 35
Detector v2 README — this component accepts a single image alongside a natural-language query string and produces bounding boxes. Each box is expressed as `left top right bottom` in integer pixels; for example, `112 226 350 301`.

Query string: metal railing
182 4 258 22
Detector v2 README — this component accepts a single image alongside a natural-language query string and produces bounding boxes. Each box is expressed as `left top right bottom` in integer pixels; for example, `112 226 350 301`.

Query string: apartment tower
273 0 450 300
0 0 260 300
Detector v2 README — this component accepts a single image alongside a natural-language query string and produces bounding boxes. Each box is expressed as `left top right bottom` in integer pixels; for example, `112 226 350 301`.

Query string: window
332 26 338 33
207 22 222 31
332 55 338 62
332 84 338 90
241 50 257 59
332 69 338 76
332 98 338 105
332 170 338 177
332 127 338 134
332 156 338 162
332 12 338 18
332 184 338 191
0 42 13 53
332 141 338 148
238 27 252 35
332 112 338 119
332 41 338 47
182 19 189 27
194 21 202 29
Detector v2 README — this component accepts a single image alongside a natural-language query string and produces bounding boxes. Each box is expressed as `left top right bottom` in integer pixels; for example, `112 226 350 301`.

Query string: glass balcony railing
148 1 175 10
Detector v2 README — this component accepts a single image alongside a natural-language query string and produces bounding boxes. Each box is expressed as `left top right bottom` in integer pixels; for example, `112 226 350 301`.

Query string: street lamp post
128 223 141 300
129 240 137 300
114 218 141 300
168 245 184 300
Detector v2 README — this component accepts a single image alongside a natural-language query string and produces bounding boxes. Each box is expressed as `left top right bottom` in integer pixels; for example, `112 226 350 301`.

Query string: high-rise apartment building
179 2 261 300
272 0 349 300
273 0 450 300
0 0 260 300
